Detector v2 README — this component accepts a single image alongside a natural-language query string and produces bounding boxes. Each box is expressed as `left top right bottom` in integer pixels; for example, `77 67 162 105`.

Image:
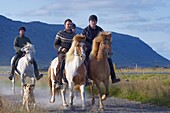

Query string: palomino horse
88 32 112 109
48 35 87 109
11 42 35 94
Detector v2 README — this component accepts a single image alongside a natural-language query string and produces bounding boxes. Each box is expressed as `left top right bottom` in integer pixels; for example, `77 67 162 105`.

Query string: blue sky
0 0 170 60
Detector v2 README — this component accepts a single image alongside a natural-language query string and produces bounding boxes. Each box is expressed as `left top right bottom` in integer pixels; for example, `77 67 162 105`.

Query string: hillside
0 15 170 68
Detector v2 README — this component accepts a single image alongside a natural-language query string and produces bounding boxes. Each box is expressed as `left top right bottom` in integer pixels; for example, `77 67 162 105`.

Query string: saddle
13 53 26 74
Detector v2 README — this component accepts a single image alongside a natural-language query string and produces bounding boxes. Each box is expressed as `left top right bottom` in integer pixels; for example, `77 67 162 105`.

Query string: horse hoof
102 95 107 101
99 105 104 110
82 107 86 110
69 105 73 110
99 107 104 110
92 100 95 105
49 99 55 103
64 105 69 110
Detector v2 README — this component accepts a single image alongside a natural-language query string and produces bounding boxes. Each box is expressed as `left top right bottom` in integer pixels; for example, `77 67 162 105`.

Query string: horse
88 31 112 109
11 42 36 95
48 35 87 109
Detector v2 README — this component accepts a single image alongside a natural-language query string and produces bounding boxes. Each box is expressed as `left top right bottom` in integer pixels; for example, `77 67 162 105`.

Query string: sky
0 0 170 60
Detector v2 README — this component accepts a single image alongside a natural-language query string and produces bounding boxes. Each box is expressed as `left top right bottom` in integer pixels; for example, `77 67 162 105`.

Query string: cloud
15 0 170 34
157 16 170 21
122 22 170 32
101 15 149 25
18 0 168 17
151 42 170 52
150 42 170 60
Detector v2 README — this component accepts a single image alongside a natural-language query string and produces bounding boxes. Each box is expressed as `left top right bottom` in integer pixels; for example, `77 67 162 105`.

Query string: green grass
86 68 170 108
109 69 170 108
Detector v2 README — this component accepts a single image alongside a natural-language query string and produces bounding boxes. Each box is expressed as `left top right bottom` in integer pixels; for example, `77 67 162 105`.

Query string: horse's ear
26 42 30 45
23 84 27 88
31 84 35 88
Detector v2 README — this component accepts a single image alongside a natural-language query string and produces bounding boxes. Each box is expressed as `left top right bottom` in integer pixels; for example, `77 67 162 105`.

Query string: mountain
0 15 170 68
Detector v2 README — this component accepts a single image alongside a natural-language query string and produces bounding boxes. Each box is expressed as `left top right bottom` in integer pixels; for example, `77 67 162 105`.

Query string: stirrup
112 78 120 83
36 74 43 80
8 74 14 80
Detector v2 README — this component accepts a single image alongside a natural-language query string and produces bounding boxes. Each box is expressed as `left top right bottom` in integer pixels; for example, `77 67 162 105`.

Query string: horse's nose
81 54 86 60
29 60 34 64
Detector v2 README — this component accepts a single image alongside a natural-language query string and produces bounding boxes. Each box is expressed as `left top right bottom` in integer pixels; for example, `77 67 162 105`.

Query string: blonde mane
66 35 86 62
89 32 112 60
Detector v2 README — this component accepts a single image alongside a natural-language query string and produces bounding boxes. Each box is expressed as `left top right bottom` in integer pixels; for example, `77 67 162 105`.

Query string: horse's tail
48 66 52 95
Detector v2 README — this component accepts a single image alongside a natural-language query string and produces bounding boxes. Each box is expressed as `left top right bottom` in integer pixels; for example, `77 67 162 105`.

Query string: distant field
0 66 10 75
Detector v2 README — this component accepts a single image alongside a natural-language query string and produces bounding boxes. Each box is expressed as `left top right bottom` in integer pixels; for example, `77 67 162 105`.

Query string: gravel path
1 87 170 113
1 75 170 113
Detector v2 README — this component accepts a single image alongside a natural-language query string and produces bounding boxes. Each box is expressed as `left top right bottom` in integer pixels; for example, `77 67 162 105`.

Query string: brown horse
88 31 112 109
48 35 87 109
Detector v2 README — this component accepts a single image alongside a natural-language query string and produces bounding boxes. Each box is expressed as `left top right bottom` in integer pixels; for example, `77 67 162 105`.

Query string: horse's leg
21 73 25 96
61 83 68 109
102 79 109 101
31 76 35 85
50 79 56 103
68 81 74 109
90 81 95 105
80 84 86 110
12 75 15 94
95 80 104 109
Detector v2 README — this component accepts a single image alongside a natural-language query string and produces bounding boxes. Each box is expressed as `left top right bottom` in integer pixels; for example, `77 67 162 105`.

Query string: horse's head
74 41 86 61
99 32 112 55
73 35 86 61
90 32 112 60
66 35 86 62
21 42 35 63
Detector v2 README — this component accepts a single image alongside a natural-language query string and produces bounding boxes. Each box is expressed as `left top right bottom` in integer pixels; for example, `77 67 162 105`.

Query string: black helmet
19 27 26 31
89 15 98 22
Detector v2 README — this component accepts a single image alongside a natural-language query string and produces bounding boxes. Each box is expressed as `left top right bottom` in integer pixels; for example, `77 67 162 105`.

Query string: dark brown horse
88 31 112 109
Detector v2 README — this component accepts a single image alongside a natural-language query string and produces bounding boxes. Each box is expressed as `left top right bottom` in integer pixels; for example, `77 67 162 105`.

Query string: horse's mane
66 35 86 62
89 32 112 60
22 42 35 52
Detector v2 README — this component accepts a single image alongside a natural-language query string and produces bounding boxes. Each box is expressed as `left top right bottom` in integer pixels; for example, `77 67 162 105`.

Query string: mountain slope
0 15 170 68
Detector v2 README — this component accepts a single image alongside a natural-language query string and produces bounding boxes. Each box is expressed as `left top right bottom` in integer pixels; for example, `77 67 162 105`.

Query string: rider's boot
108 58 120 83
9 65 15 80
33 60 43 80
8 54 20 80
110 66 120 83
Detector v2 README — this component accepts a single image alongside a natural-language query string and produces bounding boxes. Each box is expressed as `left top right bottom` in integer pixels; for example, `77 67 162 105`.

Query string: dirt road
1 76 170 113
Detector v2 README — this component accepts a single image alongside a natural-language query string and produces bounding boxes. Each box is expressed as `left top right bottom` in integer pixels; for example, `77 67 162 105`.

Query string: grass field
87 67 170 108
118 68 170 107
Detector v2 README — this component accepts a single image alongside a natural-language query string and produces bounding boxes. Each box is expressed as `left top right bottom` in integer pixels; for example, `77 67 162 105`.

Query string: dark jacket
82 25 103 56
54 30 76 53
14 36 31 53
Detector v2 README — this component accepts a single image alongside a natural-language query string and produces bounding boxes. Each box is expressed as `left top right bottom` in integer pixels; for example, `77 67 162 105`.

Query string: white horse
48 35 87 109
11 42 35 95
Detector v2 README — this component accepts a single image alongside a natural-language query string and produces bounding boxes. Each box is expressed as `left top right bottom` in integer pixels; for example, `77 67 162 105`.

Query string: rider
54 19 76 87
82 14 120 83
72 23 76 33
8 27 43 81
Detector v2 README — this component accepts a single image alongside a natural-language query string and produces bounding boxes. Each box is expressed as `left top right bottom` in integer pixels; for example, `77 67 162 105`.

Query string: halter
74 42 86 60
